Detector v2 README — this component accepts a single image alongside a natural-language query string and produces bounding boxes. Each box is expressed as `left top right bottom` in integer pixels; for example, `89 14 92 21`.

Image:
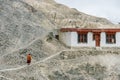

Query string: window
55 35 59 40
106 33 116 44
78 33 87 43
93 34 95 40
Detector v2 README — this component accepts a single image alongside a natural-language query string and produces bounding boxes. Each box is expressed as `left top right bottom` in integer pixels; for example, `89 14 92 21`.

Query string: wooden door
95 34 100 47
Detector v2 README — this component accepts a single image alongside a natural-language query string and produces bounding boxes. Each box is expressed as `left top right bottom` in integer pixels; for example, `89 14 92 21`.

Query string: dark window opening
106 33 116 44
55 35 59 40
78 33 87 43
93 34 95 40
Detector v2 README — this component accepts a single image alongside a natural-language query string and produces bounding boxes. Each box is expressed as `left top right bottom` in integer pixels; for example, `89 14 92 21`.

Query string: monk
27 53 32 65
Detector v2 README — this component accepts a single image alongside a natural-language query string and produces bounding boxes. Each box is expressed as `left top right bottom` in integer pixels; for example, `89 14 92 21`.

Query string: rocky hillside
0 0 115 63
0 0 120 80
44 48 120 80
25 0 115 28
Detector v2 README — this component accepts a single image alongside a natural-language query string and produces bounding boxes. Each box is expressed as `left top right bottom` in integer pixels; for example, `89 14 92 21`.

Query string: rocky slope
0 0 117 56
0 0 120 80
26 0 114 28
38 48 120 80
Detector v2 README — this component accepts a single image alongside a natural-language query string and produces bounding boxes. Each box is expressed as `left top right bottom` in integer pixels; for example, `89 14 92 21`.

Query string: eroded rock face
0 0 119 80
42 49 120 80
48 63 106 80
0 0 51 54
0 0 115 54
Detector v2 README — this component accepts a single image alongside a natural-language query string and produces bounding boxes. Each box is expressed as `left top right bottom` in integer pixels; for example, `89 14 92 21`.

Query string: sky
55 0 120 24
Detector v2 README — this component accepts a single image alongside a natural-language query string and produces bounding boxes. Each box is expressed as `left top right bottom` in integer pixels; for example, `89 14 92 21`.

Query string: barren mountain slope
24 0 114 28
0 0 67 79
0 0 115 64
27 48 120 80
0 0 119 80
0 0 116 55
27 0 120 28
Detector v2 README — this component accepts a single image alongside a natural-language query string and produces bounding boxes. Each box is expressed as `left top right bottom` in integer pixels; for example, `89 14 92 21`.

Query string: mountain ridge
0 0 120 80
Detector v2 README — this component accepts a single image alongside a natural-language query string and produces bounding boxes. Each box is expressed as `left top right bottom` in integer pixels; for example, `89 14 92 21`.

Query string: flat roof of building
60 28 120 33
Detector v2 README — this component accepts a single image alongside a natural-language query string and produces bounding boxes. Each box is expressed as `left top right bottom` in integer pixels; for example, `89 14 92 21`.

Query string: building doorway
94 33 100 47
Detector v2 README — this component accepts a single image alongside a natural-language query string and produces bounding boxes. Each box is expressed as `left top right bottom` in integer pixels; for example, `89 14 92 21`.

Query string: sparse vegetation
0 0 119 80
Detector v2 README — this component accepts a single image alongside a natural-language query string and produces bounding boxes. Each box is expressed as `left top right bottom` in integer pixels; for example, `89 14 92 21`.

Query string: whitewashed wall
59 32 72 46
59 32 120 47
116 32 120 47
59 32 95 47
70 32 95 47
87 32 95 47
70 32 77 46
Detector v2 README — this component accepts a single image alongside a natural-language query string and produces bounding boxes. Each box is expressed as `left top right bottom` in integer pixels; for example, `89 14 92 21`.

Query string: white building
59 28 120 47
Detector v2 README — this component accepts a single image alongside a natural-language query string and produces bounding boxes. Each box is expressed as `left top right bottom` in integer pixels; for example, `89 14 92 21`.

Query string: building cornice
60 28 120 33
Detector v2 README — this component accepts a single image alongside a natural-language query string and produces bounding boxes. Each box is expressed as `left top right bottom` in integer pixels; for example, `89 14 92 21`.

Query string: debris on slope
0 0 119 80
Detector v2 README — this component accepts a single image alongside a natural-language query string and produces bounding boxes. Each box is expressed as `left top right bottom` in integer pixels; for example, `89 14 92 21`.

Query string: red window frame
78 33 87 43
106 33 116 44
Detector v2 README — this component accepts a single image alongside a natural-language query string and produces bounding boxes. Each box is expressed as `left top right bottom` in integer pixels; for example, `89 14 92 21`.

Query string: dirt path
0 49 72 72
0 49 73 80
0 75 14 80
